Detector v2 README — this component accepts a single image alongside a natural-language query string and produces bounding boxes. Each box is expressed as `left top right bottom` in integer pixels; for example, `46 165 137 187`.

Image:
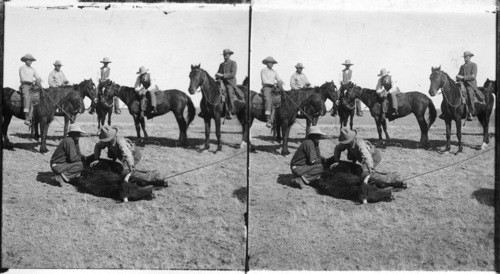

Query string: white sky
4 2 249 107
250 0 496 109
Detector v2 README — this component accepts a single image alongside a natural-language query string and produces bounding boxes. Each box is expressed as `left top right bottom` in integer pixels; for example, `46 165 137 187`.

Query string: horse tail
185 95 196 127
426 97 437 129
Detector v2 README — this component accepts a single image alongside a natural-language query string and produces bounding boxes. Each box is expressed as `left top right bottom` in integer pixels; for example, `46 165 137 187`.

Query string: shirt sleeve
134 76 142 91
34 69 41 81
375 78 384 93
94 141 106 159
333 143 344 161
223 62 236 79
358 140 374 171
260 69 266 85
463 63 477 81
117 138 135 168
275 71 282 83
65 139 81 163
48 71 57 87
304 140 319 165
290 74 299 90
61 71 68 83
19 66 29 83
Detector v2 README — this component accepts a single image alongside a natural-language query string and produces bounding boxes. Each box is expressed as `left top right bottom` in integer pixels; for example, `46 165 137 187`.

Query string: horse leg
248 118 256 153
478 112 489 150
133 115 142 139
34 121 40 141
374 118 383 141
349 112 354 130
107 110 112 126
2 114 14 150
416 115 429 148
140 116 149 139
455 118 463 153
203 118 211 151
39 119 49 153
215 115 222 152
281 121 291 156
306 119 311 135
174 112 188 146
381 119 390 140
443 119 451 152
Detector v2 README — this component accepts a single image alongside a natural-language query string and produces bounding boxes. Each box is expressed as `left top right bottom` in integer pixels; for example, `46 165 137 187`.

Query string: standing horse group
2 66 495 155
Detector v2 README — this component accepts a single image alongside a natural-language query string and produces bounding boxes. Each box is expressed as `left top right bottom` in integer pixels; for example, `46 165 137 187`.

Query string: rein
440 73 462 108
199 70 223 106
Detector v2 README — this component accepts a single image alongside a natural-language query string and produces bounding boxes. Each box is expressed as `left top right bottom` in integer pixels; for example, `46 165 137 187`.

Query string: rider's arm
290 74 299 90
462 63 477 82
134 76 142 92
48 71 57 87
93 141 105 160
146 78 157 92
222 61 237 80
117 138 135 170
333 143 345 162
375 78 384 93
358 140 374 173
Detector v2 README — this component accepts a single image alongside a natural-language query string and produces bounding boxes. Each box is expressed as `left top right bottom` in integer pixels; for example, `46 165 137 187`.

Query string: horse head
81 78 97 101
428 66 444 97
320 81 338 113
188 64 203 95
309 88 327 117
483 78 496 94
342 81 358 104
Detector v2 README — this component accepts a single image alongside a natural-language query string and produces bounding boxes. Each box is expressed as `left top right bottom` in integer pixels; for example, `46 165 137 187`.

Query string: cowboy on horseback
338 60 363 117
48 60 69 88
375 68 400 119
19 54 43 126
261 56 284 128
134 66 158 118
215 48 243 120
89 57 121 115
290 63 311 90
456 51 484 121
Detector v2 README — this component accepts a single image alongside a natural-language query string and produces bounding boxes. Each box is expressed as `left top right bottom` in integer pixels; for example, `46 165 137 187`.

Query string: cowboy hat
136 66 149 75
377 68 390 77
463 51 474 57
262 56 278 64
338 128 357 144
53 60 63 66
99 125 118 142
21 54 36 62
295 63 305 69
66 124 86 136
342 60 354 66
222 49 234 55
307 126 326 138
100 57 111 63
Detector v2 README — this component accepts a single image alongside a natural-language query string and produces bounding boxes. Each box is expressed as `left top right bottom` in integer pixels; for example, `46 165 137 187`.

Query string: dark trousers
51 161 84 180
291 163 324 183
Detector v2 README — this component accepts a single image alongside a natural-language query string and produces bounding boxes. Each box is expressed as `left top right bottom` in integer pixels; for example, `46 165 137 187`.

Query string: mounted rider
375 68 400 120
48 60 69 88
134 66 159 118
19 54 43 126
261 56 284 128
456 51 484 121
338 60 363 117
89 57 121 115
290 63 311 90
215 48 243 120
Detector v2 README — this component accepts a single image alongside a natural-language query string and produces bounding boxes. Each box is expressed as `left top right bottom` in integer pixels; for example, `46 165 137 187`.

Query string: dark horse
2 81 92 153
428 67 495 152
344 83 437 147
102 81 196 146
95 80 116 131
239 82 335 155
54 79 96 136
338 82 357 130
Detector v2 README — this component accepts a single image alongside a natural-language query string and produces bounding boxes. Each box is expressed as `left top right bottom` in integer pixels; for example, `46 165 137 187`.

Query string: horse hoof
481 143 488 150
456 147 463 154
40 148 49 154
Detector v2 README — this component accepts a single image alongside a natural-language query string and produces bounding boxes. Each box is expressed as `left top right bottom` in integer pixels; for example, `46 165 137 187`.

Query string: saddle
457 82 485 104
252 88 281 110
218 80 245 103
12 88 40 108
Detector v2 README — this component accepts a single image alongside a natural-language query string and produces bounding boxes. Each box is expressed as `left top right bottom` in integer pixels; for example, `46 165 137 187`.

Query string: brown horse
2 80 93 153
344 83 437 147
101 81 196 146
428 67 495 152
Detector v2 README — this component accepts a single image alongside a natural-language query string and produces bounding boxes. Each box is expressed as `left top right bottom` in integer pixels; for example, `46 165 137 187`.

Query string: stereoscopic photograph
2 0 248 270
1 0 497 273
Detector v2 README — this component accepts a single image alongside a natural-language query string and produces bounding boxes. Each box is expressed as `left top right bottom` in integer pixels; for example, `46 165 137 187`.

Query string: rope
164 150 246 179
403 146 494 181
40 88 76 120
199 71 223 106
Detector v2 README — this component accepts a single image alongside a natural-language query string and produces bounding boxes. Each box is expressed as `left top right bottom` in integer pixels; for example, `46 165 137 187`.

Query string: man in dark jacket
456 51 483 121
215 49 242 120
50 124 86 185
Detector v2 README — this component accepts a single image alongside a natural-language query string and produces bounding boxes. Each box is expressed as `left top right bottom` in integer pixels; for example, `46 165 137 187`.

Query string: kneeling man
50 124 86 185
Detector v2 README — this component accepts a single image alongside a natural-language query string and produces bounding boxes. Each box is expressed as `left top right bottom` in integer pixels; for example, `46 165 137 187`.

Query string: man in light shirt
134 66 159 119
339 60 363 117
90 57 120 115
19 54 42 126
48 60 69 87
261 56 283 128
290 63 311 90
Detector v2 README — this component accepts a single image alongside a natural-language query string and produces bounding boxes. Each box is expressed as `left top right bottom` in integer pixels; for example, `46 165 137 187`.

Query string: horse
338 82 357 130
101 81 196 146
54 79 96 136
94 80 116 131
344 83 437 147
2 82 91 153
428 66 495 152
237 82 335 155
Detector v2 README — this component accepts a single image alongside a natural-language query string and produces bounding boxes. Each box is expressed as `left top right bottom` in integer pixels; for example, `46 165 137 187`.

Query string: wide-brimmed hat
463 51 474 57
100 57 111 63
262 56 278 65
21 54 36 62
338 128 357 144
342 60 354 66
99 125 118 142
307 126 326 138
222 49 234 55
377 68 390 77
53 60 63 66
136 66 149 75
66 124 86 136
295 63 305 69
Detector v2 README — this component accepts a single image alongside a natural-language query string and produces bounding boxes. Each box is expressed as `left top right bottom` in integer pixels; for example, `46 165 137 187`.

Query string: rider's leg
21 84 31 126
263 87 273 128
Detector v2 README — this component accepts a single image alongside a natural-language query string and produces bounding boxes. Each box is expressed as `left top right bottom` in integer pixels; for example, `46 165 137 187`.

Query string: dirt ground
248 113 495 270
2 112 247 270
1 108 496 270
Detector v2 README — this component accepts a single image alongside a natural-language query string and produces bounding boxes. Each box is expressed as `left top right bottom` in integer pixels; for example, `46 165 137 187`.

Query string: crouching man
87 125 168 187
50 124 86 185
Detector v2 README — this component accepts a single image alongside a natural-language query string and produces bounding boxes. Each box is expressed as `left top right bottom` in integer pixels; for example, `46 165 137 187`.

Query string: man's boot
266 115 272 128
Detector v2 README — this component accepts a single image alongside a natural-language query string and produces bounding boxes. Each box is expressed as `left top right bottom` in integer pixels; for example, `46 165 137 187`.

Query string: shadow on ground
471 188 494 207
366 137 480 151
36 171 60 187
232 187 247 204
125 136 241 152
